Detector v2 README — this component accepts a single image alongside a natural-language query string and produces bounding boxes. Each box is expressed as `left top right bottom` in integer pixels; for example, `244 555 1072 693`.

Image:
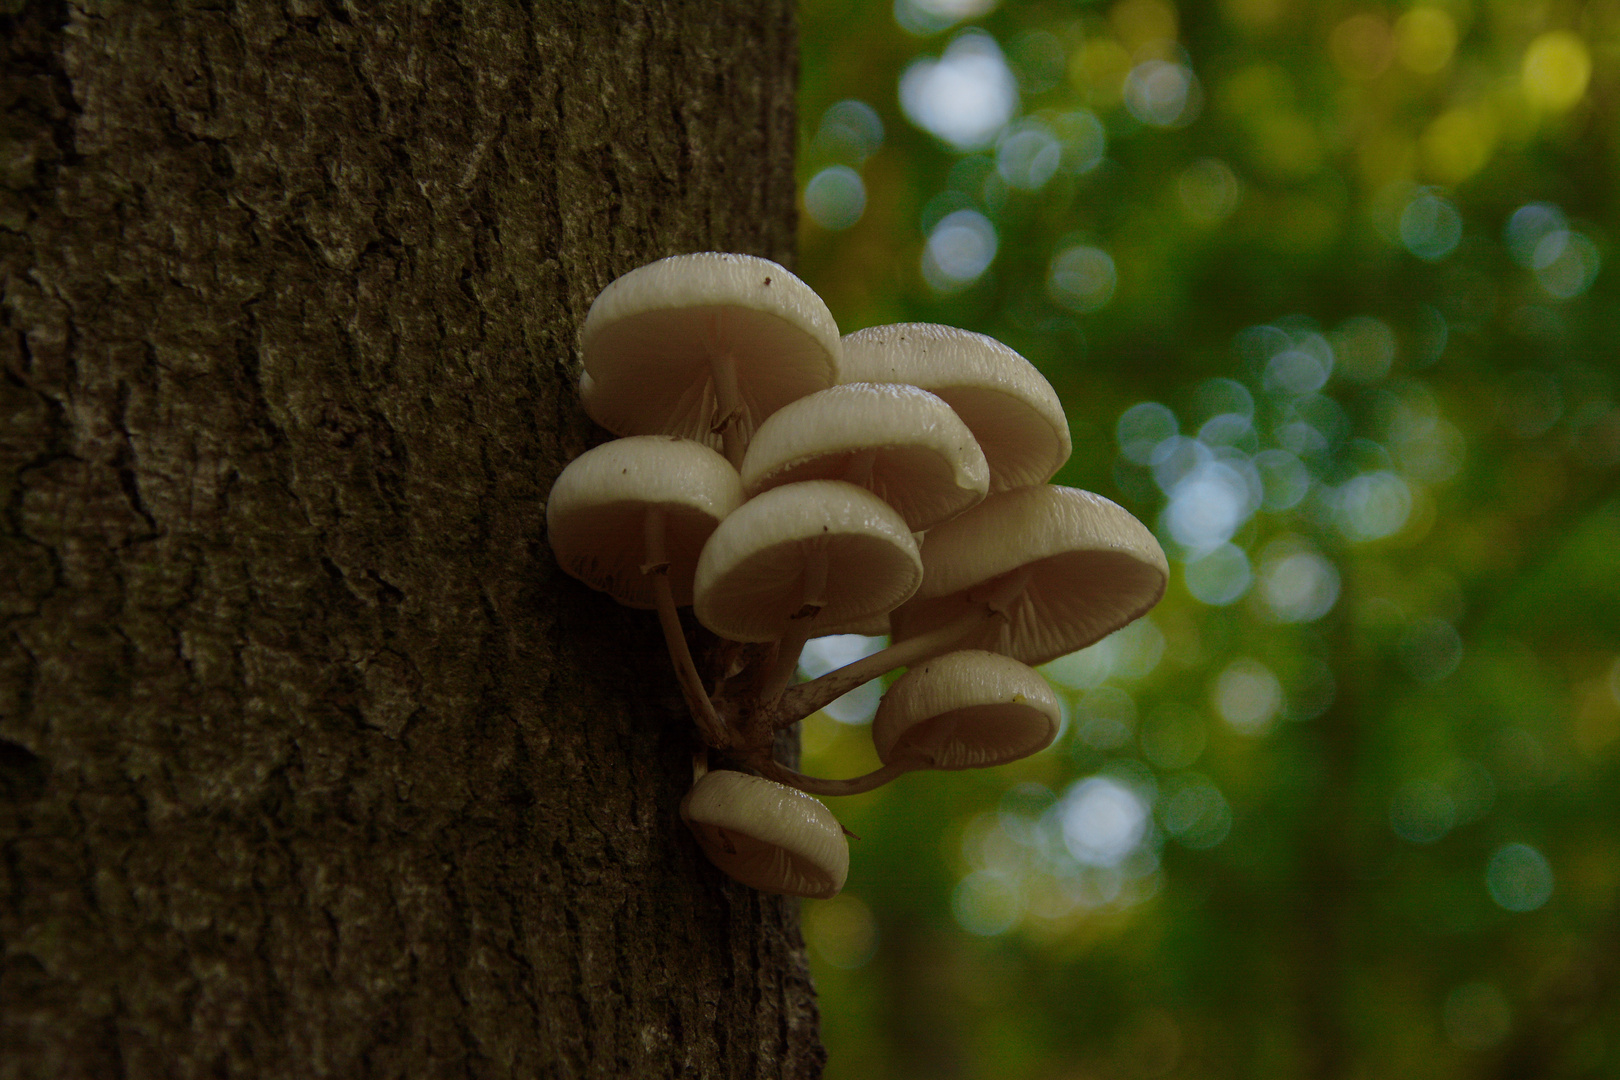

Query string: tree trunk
0 2 821 1076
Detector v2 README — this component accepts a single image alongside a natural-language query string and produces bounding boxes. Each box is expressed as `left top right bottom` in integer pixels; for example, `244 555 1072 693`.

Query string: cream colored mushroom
693 479 922 645
840 323 1070 492
777 486 1165 722
740 382 990 531
872 650 1060 769
681 770 849 899
892 485 1168 666
545 435 743 745
581 253 842 466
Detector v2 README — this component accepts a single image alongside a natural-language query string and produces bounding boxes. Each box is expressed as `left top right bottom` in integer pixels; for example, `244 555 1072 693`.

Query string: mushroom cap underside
874 649 1060 769
694 480 922 642
682 770 849 899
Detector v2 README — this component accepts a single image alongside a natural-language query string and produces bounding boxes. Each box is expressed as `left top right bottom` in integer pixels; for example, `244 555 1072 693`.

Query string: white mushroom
840 323 1070 492
693 479 922 646
546 435 742 609
581 253 842 466
777 486 1165 721
892 485 1168 666
872 650 1060 769
681 770 849 899
740 382 990 531
546 435 743 744
758 650 1059 797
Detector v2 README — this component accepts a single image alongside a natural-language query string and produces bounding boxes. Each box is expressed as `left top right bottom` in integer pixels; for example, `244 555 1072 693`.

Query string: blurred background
791 0 1620 1076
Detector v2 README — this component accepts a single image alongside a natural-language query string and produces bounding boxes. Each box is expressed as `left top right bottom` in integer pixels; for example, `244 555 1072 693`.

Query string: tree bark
0 2 821 1076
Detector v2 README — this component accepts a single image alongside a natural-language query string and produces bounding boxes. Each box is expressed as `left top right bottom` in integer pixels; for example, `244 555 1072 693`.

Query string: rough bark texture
0 2 820 1076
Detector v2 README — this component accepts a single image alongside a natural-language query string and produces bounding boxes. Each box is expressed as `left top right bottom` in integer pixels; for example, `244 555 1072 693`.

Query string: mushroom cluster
547 253 1168 900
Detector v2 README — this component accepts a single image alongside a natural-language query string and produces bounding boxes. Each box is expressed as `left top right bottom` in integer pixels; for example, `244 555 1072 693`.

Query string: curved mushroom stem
752 754 918 798
771 607 995 726
643 508 730 748
770 565 1032 728
756 544 830 708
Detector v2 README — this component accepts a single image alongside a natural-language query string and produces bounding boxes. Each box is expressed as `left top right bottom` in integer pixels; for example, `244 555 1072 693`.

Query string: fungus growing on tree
547 253 1167 898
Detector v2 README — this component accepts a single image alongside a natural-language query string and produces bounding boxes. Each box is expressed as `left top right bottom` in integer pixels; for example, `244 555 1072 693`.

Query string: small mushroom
776 486 1165 722
740 382 990 531
546 435 743 744
891 485 1168 666
840 323 1070 493
693 479 922 645
581 253 842 466
872 650 1060 770
756 650 1058 797
546 435 742 609
682 770 850 899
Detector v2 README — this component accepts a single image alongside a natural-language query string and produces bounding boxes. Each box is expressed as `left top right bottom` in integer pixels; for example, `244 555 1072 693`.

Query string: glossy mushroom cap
890 486 1168 667
840 323 1070 493
546 435 743 608
682 770 850 898
693 480 922 643
740 382 990 531
581 253 842 452
873 650 1060 769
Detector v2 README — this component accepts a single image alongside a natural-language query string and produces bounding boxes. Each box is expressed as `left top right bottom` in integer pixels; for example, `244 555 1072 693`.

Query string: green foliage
797 1 1620 1076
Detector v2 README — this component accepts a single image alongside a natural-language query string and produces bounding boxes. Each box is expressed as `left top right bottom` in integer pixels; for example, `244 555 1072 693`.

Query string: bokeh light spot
1061 776 1151 867
1140 703 1206 770
922 208 998 291
1178 158 1241 224
1159 776 1232 849
1048 244 1117 312
1399 188 1462 261
894 0 999 36
1330 13 1393 80
1398 617 1463 684
1124 60 1202 128
1184 542 1252 606
803 166 867 231
804 893 879 969
1486 843 1554 912
814 99 885 164
900 30 1019 150
1257 543 1340 623
952 869 1024 936
1522 31 1591 111
1393 7 1457 75
1336 471 1412 541
1213 658 1282 734
996 120 1062 190
1118 402 1179 465
1389 778 1455 843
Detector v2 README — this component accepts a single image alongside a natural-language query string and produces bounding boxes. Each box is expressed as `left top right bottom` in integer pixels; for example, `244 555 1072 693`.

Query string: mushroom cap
740 382 990 531
889 486 1168 667
581 253 842 451
693 480 922 643
682 770 849 899
840 323 1071 493
873 650 1060 769
546 435 743 608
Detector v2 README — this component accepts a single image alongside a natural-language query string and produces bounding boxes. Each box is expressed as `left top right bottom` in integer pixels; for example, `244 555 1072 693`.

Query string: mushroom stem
772 606 1002 726
707 317 746 467
752 754 918 798
644 508 730 748
757 544 830 708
